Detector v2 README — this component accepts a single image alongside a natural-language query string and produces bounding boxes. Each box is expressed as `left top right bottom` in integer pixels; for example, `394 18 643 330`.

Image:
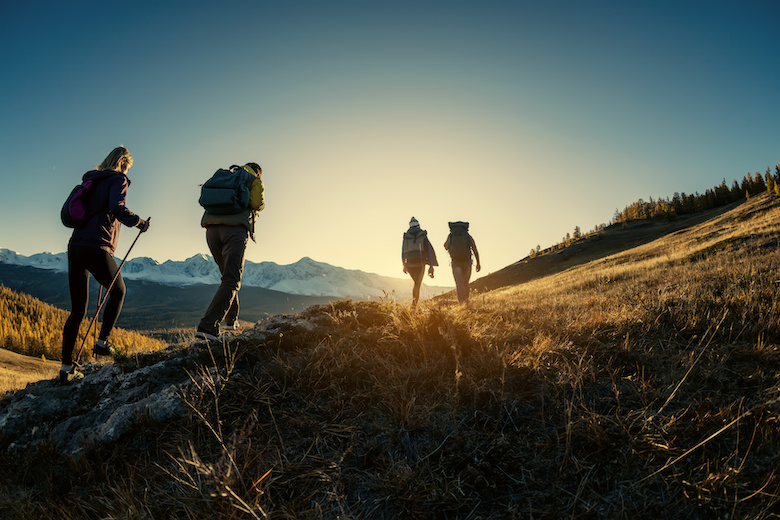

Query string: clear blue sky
1 1 778 279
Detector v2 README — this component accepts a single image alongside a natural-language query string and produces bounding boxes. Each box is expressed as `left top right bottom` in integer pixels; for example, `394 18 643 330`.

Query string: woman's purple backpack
61 179 99 228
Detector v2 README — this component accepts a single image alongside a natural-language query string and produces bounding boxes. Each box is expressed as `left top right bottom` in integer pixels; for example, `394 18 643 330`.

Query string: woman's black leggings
407 265 425 305
61 245 126 365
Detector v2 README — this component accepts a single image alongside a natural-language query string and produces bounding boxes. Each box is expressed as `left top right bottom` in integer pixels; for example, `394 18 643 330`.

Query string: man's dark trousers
199 225 248 332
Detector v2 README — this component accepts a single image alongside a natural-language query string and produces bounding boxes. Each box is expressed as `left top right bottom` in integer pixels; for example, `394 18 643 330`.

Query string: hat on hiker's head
244 163 262 175
409 217 420 229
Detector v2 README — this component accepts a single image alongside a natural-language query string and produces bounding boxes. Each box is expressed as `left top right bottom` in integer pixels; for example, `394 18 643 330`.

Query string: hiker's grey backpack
198 166 254 215
402 230 428 266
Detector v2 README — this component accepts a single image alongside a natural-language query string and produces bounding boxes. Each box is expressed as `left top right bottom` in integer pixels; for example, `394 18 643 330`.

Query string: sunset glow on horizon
1 1 778 281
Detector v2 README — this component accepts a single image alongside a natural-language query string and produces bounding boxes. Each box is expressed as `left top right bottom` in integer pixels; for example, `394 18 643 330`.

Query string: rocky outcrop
0 347 194 456
0 311 328 456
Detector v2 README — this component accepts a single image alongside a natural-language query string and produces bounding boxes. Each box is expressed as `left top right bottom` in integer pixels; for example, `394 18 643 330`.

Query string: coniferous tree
715 180 729 205
671 192 683 214
731 180 743 201
741 174 752 195
754 172 767 192
705 189 716 209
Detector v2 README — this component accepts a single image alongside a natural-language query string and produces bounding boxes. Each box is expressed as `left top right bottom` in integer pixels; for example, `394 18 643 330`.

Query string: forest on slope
0 285 166 362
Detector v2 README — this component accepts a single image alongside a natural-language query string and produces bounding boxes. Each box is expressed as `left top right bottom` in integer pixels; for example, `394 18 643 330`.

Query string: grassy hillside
471 197 746 293
0 348 59 395
1 192 779 518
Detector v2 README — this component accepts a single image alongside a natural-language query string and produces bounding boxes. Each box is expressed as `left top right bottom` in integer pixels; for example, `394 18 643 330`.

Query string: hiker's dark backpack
402 230 428 266
61 178 102 228
198 166 255 215
448 221 471 262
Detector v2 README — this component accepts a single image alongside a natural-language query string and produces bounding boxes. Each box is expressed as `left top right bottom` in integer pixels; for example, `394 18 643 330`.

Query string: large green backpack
198 166 254 215
448 221 471 262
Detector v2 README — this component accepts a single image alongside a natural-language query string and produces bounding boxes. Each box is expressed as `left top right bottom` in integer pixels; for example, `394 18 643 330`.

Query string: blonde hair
97 146 133 173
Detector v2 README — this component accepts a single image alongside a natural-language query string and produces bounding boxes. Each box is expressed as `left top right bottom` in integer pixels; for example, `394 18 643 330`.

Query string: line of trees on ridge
530 165 780 259
612 165 780 224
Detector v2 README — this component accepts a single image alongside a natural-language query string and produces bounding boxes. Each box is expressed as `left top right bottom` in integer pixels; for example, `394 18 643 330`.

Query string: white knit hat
409 217 420 228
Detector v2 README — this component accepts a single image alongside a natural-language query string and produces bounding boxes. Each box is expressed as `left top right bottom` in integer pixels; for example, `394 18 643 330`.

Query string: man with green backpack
196 163 265 340
444 221 481 304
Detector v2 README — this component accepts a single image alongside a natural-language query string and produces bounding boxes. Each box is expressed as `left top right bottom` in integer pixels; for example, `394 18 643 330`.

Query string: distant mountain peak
184 253 211 263
0 249 452 300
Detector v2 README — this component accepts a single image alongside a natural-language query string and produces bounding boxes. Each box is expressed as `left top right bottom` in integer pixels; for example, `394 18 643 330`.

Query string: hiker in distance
402 217 438 307
60 146 151 383
196 163 265 341
444 221 480 304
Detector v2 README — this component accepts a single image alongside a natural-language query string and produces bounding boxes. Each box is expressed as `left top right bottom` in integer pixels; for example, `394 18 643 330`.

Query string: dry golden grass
2 192 779 519
2 365 55 395
0 350 59 395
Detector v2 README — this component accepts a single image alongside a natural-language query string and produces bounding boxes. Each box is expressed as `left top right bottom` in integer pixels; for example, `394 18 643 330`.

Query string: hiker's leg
225 295 239 325
88 249 126 340
452 263 470 304
199 226 227 331
62 245 91 366
207 226 226 275
408 266 425 305
451 264 463 303
200 226 248 330
206 226 239 325
463 262 473 302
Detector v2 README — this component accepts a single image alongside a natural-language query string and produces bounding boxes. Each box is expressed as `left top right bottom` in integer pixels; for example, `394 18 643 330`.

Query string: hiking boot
93 338 117 356
195 326 220 341
223 321 240 331
59 366 84 384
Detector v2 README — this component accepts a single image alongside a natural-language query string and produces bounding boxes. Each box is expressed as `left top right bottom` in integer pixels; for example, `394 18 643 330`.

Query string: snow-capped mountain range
0 249 451 300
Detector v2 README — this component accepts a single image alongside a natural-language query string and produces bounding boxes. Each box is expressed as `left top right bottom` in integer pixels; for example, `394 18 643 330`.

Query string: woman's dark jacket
68 169 142 255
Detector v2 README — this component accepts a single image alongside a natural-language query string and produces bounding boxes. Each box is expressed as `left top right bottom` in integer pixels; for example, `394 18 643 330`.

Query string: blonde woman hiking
60 146 151 383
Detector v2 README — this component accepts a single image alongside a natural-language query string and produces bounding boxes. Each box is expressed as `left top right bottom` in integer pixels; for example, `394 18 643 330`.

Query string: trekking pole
94 285 104 348
75 219 149 362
